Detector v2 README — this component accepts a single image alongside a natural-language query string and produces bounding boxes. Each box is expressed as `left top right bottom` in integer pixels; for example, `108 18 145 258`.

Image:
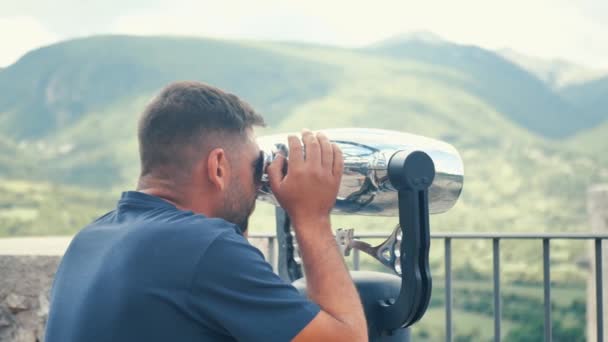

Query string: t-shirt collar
118 191 178 209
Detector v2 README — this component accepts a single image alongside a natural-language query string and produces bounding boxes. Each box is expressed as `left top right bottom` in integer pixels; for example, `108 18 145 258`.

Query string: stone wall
0 256 61 342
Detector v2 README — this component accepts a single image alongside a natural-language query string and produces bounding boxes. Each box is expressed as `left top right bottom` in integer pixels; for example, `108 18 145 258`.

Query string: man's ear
207 148 230 191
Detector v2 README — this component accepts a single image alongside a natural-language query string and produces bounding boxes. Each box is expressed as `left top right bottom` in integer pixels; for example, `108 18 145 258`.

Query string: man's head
137 81 266 233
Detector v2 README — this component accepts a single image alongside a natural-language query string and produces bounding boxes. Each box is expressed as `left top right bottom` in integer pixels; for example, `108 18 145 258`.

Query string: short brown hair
138 81 265 176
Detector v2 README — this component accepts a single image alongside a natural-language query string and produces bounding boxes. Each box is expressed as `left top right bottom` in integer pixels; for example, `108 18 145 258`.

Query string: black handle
379 150 435 330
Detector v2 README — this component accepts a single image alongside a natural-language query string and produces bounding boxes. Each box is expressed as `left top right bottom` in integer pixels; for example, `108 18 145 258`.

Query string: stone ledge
0 255 61 342
0 237 72 256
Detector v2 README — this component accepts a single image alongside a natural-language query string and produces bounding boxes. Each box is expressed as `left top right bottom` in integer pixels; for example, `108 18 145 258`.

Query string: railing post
588 184 608 342
445 238 452 342
353 249 360 271
543 238 551 342
493 238 501 342
268 236 276 272
596 238 604 342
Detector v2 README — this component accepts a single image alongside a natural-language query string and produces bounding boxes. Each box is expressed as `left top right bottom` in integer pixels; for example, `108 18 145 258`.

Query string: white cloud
0 16 59 67
105 0 608 68
3 0 607 69
108 1 339 43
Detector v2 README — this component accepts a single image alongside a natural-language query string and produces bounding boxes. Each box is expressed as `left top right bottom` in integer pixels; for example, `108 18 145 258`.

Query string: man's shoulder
161 214 244 250
71 208 244 265
84 207 240 240
193 226 270 279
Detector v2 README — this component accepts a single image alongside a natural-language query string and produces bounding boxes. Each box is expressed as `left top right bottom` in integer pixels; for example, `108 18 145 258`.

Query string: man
46 81 367 341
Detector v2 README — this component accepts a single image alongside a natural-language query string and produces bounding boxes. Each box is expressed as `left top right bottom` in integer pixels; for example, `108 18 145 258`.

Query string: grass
0 178 115 237
412 307 513 341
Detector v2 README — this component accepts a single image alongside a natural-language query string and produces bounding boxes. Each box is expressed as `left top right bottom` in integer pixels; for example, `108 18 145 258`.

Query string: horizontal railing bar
249 233 277 238
248 232 608 240
351 233 608 240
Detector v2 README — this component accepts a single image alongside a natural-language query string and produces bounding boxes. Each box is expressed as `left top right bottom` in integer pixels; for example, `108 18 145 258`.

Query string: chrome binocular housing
256 128 464 216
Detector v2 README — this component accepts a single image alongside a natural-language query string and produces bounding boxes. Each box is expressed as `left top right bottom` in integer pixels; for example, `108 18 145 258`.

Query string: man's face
222 129 264 233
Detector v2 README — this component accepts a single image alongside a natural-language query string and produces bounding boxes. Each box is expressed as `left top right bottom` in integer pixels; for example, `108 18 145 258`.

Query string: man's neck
136 176 216 217
137 176 186 210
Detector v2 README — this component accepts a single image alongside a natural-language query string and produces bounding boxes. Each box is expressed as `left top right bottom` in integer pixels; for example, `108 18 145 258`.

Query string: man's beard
222 179 256 233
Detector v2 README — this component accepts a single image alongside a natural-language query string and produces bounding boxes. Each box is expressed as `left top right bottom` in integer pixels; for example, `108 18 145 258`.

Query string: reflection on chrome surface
256 128 464 217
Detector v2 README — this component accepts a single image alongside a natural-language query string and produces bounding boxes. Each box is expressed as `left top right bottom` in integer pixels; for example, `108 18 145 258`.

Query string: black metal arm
275 150 435 333
379 150 434 330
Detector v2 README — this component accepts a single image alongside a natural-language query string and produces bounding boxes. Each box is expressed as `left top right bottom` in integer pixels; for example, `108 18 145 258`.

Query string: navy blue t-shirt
46 191 320 342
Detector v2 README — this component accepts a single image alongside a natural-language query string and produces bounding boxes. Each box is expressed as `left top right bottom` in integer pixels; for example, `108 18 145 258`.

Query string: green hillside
365 35 590 138
0 35 338 140
567 119 608 159
0 178 114 237
560 76 608 130
0 136 40 180
0 34 607 284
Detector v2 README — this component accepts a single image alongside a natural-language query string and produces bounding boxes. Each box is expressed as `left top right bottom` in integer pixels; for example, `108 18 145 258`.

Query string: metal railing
250 232 608 342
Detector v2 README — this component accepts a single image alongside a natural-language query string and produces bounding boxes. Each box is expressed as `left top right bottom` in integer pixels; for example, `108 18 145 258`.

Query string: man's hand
266 129 367 342
266 129 344 228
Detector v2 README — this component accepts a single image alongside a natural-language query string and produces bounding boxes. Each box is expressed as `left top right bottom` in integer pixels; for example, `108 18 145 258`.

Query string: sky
1 0 607 69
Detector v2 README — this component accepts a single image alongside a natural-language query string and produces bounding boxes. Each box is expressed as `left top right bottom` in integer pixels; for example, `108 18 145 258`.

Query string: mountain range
0 33 606 281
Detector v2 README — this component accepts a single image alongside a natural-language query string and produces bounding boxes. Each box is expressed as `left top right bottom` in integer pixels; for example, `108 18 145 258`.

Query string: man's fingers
287 135 303 168
332 143 344 178
302 129 320 165
267 153 286 192
317 132 333 169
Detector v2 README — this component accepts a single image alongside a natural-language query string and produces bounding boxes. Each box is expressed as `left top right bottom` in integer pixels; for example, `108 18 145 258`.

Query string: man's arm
291 217 367 342
267 130 367 342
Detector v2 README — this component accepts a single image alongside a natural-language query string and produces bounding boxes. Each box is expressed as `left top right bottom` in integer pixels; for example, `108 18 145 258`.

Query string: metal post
275 207 302 281
597 238 604 342
493 238 501 342
588 184 608 342
353 249 360 271
445 238 452 342
268 236 276 272
543 238 551 342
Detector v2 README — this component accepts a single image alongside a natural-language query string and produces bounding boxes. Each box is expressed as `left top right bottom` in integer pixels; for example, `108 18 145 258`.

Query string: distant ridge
364 34 596 138
498 48 607 89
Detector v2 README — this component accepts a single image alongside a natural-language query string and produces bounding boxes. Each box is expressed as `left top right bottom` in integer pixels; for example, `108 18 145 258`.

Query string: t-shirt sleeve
189 231 320 341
